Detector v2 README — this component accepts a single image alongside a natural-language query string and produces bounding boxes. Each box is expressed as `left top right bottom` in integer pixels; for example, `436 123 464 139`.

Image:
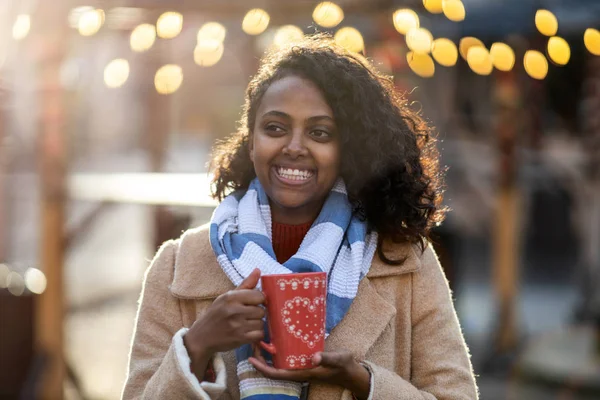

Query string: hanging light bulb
155 64 183 94
524 50 548 80
334 27 364 53
584 28 600 55
393 9 420 35
313 2 344 28
197 22 226 43
459 37 485 60
194 39 224 67
423 0 443 14
407 51 435 78
78 9 104 36
490 42 515 71
432 38 458 67
273 25 304 48
242 9 270 35
104 59 129 88
130 24 156 52
12 14 31 40
24 268 47 295
405 27 433 54
547 36 570 65
156 11 183 39
467 46 493 75
442 0 466 22
535 10 558 37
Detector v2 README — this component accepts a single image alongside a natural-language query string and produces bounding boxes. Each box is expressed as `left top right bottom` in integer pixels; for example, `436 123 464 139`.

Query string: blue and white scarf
209 177 378 399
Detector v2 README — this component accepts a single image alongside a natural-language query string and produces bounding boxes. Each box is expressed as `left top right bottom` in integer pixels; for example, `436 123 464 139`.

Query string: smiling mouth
274 166 315 182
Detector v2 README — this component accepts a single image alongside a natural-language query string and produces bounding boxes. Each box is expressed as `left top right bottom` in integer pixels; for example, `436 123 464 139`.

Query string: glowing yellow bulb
130 24 156 52
406 28 433 54
584 28 600 56
467 47 493 75
12 14 31 40
198 22 226 43
104 59 129 88
274 25 304 48
547 36 570 65
432 38 458 67
423 0 443 14
155 64 183 95
24 268 47 295
524 50 548 80
7 272 25 296
490 43 515 71
443 0 466 22
156 11 183 39
407 52 435 78
393 9 420 35
78 9 104 36
313 2 344 28
459 37 485 60
535 10 558 37
242 9 270 35
194 39 224 67
334 27 364 53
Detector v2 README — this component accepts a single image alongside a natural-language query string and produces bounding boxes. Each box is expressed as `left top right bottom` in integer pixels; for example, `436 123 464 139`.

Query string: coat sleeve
121 240 228 400
363 244 479 400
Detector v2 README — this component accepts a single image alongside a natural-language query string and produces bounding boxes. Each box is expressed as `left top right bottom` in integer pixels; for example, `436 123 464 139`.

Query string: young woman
122 35 478 400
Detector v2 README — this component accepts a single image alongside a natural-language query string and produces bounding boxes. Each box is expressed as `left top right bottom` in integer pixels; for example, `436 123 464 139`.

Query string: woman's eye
265 124 285 134
310 130 331 139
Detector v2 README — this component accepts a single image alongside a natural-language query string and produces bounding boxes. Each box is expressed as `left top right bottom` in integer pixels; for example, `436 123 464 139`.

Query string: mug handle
259 341 276 355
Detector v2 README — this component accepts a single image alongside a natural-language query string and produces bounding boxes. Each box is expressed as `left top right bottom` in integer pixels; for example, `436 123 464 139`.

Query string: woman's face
250 75 341 225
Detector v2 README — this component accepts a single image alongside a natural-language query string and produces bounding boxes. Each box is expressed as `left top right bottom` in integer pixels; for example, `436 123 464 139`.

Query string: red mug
259 272 327 370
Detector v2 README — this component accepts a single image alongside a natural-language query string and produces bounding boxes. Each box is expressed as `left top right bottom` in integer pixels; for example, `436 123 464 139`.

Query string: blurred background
1 0 599 399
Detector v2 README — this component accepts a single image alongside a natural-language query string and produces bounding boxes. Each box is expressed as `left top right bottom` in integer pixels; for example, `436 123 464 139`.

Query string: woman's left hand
248 350 371 400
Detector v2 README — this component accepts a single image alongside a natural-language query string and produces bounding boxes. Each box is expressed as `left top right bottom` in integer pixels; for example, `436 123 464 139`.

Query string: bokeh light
194 39 224 67
12 14 31 40
313 2 344 28
274 25 304 48
7 272 25 296
197 22 226 43
154 64 183 94
242 9 270 35
524 50 548 80
547 36 570 65
78 9 104 36
393 9 420 35
156 11 183 39
432 38 458 67
104 59 129 88
406 27 433 54
25 268 47 294
583 28 600 56
490 42 515 71
407 51 435 78
459 37 485 60
130 24 156 52
442 0 466 22
423 0 443 14
535 10 558 37
334 27 364 53
467 46 493 75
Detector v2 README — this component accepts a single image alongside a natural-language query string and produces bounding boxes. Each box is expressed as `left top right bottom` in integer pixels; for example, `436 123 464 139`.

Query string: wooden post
492 70 521 352
33 2 69 398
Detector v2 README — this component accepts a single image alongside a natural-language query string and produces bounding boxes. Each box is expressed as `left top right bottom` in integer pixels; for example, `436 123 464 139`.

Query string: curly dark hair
210 34 446 264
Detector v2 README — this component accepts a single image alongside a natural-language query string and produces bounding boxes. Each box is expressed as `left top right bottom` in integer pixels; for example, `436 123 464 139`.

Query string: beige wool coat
122 224 478 399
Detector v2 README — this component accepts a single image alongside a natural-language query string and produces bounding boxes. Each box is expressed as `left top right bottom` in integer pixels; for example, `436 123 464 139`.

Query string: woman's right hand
183 268 265 375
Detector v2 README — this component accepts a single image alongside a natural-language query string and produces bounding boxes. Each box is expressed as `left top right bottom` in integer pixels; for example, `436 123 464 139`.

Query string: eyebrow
261 110 335 123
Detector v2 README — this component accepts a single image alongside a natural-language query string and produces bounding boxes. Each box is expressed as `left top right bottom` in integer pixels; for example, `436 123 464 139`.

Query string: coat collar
169 224 420 362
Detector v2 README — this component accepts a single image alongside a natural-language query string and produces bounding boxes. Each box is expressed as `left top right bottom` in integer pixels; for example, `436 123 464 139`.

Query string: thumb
236 268 261 290
312 352 347 368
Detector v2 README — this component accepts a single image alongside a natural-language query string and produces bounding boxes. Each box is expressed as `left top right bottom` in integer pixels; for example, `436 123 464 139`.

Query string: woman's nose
282 131 308 158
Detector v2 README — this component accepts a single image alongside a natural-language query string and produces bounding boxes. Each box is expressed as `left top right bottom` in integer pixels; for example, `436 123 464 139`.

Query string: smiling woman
123 34 478 400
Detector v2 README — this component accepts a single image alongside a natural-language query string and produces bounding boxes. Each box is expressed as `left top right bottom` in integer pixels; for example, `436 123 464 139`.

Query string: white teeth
276 167 314 181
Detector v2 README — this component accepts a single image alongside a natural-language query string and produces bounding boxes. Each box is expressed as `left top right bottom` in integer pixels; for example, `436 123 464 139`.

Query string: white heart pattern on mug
281 296 326 348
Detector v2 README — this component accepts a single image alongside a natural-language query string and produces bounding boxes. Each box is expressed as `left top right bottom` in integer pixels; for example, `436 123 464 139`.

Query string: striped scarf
209 177 378 399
